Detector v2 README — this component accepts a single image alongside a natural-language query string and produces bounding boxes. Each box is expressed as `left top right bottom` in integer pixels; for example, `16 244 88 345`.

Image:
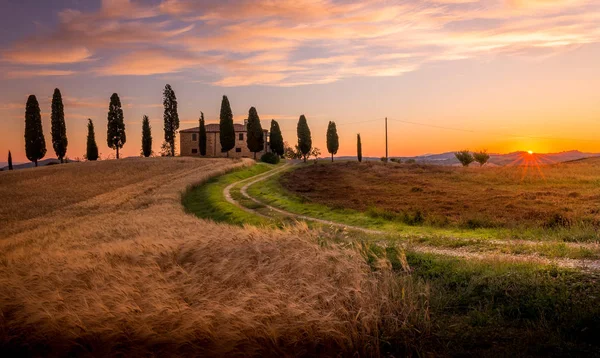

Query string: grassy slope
246 165 600 260
4 158 431 356
183 163 600 356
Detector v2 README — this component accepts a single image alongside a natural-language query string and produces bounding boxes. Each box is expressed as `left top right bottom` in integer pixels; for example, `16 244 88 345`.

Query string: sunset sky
1 0 599 162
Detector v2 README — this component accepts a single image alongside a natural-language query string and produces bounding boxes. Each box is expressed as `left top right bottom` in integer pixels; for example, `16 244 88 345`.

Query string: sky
1 0 599 162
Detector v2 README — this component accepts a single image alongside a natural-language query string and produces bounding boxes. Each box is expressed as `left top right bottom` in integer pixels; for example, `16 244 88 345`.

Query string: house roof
181 123 267 133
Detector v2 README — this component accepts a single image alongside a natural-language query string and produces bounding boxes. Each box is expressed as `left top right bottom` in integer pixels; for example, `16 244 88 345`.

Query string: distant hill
337 150 600 166
0 158 79 171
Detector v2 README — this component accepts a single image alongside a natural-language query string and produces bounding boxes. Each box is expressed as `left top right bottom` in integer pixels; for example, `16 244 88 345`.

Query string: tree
219 95 235 156
310 147 321 163
24 95 46 167
160 141 172 157
297 114 312 163
473 150 490 167
326 121 339 162
141 115 152 157
269 120 284 157
163 84 179 157
284 142 302 160
107 93 126 159
86 119 99 161
357 133 362 163
8 150 13 170
246 107 264 159
199 112 207 156
51 88 68 163
455 150 474 167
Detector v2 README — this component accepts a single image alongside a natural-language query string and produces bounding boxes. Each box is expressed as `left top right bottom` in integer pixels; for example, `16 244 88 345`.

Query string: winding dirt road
224 163 600 272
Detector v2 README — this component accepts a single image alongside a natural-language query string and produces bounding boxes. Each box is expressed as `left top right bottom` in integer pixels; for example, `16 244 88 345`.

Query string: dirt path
226 163 600 272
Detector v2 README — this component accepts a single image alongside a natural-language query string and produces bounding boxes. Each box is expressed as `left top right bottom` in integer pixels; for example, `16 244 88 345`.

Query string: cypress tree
246 107 264 159
24 95 46 167
297 114 312 163
107 93 126 159
163 84 179 157
8 150 13 170
269 120 284 157
141 115 152 157
326 121 339 162
357 133 362 163
51 88 68 163
219 95 235 157
199 112 207 156
86 119 99 161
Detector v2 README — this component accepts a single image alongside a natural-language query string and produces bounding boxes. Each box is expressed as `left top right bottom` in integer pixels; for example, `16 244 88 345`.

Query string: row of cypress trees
23 89 68 167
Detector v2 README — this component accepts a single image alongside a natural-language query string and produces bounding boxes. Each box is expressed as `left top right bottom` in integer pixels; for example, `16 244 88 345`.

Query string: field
282 159 600 230
3 158 600 356
0 158 420 356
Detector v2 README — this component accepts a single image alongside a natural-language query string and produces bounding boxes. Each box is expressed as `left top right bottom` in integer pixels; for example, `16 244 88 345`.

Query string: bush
455 150 474 167
406 159 416 164
261 152 280 164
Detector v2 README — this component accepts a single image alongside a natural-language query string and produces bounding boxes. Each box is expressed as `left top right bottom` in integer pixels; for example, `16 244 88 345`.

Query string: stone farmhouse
179 121 269 158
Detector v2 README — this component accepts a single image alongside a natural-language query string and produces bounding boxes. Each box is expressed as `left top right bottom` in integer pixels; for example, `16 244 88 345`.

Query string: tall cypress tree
51 88 68 163
326 121 339 162
297 114 312 163
199 112 207 156
219 95 235 157
24 95 46 167
163 84 179 157
107 93 126 159
141 115 152 157
86 119 99 161
269 120 284 158
246 107 264 159
8 150 13 170
357 133 362 163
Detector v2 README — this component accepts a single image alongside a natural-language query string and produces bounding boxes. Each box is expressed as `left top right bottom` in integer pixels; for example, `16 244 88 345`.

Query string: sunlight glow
528 150 534 155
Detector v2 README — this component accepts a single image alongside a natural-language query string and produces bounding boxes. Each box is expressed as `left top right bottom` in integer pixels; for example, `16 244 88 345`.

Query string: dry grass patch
0 158 422 356
282 160 600 230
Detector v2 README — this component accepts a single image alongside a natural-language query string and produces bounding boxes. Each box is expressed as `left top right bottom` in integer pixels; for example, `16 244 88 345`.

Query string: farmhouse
180 121 269 158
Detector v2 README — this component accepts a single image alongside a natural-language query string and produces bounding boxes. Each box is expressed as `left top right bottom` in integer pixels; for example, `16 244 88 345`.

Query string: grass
182 162 275 226
2 158 428 356
5 158 600 356
280 160 600 240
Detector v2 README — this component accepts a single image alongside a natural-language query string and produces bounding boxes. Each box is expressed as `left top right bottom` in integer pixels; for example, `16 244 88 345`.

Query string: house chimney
243 118 248 126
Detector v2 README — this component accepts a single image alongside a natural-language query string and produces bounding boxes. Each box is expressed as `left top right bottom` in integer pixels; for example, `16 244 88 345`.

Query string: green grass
182 163 276 226
355 242 600 356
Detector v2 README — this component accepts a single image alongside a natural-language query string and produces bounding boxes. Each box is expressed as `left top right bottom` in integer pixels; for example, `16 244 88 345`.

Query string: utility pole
385 117 388 162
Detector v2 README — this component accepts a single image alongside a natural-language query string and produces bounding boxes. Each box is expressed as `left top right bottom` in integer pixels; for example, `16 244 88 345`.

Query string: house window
235 148 242 153
238 133 244 140
191 148 198 154
191 133 197 141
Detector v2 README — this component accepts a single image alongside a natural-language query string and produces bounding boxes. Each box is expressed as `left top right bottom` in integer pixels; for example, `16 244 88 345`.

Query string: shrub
380 157 388 163
544 213 572 229
390 158 402 164
406 159 416 164
455 150 474 167
473 150 490 167
261 152 280 164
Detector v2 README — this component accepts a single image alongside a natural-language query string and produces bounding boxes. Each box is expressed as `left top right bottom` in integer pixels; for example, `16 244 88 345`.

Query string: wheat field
0 158 417 356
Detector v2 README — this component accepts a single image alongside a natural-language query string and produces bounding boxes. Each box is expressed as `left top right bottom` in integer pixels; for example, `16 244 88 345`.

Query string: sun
527 150 534 155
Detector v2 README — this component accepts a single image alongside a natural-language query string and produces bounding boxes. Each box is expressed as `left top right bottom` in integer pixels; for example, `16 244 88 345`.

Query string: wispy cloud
1 0 599 86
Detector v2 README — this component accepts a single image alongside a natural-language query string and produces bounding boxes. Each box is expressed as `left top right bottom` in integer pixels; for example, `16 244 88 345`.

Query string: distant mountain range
337 150 600 166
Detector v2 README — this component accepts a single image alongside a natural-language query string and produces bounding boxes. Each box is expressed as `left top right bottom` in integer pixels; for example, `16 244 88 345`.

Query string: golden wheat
0 157 419 356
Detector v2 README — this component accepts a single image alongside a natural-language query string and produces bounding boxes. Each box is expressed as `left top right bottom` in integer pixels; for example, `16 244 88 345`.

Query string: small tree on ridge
24 95 46 167
141 115 152 157
455 150 474 167
163 84 179 157
219 95 235 156
357 133 362 163
297 114 312 163
473 150 490 167
199 112 207 156
51 88 68 163
326 121 339 162
107 93 126 159
246 107 264 159
86 119 99 161
269 120 284 158
8 150 13 170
